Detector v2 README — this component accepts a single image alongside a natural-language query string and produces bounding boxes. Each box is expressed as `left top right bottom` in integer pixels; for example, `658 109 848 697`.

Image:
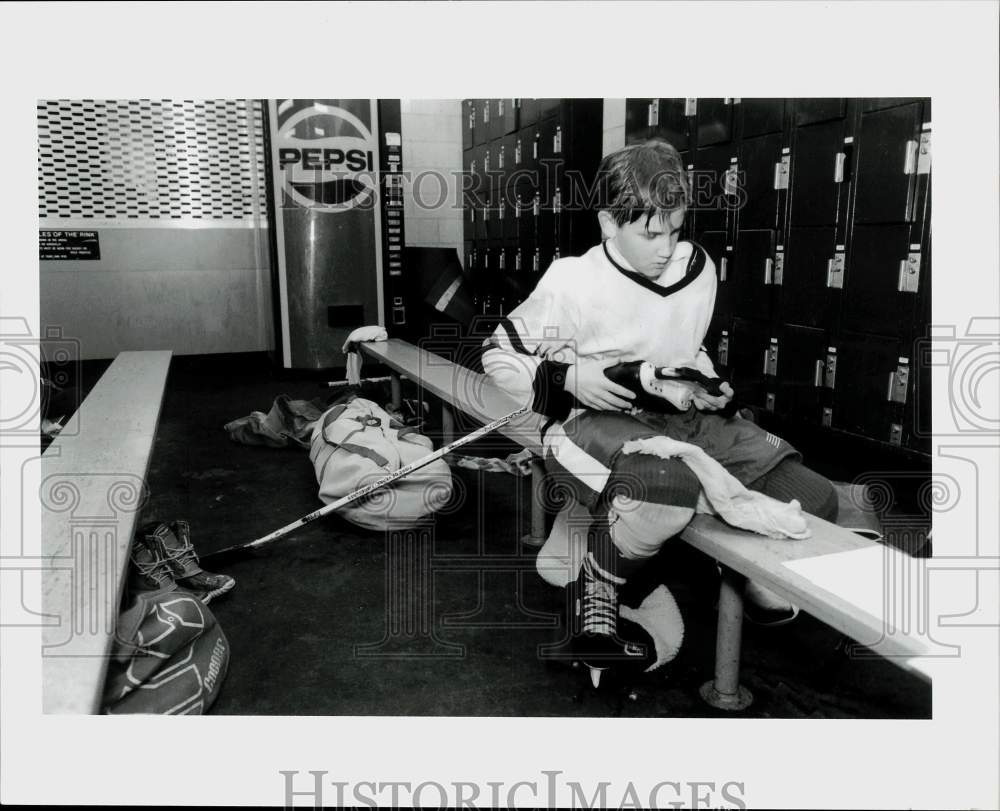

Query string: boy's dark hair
595 139 689 227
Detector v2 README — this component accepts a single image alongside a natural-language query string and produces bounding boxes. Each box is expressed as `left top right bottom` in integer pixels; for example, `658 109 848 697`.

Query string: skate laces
132 545 173 586
582 557 618 636
159 527 200 571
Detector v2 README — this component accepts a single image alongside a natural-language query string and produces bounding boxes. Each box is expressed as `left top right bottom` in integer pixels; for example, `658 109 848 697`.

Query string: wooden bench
41 350 172 713
360 338 933 708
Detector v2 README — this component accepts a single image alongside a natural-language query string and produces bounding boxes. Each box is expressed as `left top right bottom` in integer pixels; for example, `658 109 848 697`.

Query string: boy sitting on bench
481 140 839 685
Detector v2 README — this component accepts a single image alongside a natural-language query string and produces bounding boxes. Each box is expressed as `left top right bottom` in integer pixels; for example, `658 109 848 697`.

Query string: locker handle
764 258 773 285
814 360 824 388
834 152 846 183
903 140 918 175
886 372 895 402
720 257 728 282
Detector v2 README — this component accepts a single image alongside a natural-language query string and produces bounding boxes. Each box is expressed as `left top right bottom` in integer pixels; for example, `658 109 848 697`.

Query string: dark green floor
70 353 931 717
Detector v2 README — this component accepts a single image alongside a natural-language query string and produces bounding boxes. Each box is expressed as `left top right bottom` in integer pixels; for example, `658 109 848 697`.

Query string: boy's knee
812 480 839 523
609 499 695 560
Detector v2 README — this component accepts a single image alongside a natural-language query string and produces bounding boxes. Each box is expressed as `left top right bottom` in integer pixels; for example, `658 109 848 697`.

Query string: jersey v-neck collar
602 240 707 297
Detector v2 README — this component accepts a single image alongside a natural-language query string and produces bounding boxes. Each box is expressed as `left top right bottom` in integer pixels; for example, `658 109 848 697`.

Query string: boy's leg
541 411 701 682
746 458 839 523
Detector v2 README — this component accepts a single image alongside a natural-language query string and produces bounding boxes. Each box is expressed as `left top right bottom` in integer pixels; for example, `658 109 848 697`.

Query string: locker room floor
74 353 931 718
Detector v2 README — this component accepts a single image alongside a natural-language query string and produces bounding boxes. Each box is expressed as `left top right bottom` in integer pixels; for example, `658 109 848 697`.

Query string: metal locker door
793 98 846 126
740 98 785 138
519 122 540 177
780 227 839 329
738 132 783 229
691 144 734 235
853 102 923 224
462 100 475 151
789 119 847 227
777 324 827 423
833 332 902 442
695 98 734 146
652 98 690 151
473 99 489 146
538 98 561 120
519 98 539 127
729 316 771 408
503 98 519 134
698 230 730 358
842 224 918 338
731 229 774 322
625 98 654 143
487 190 504 242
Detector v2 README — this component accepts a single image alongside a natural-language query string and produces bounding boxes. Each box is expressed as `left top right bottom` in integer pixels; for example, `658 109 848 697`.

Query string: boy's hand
692 380 734 411
564 359 636 411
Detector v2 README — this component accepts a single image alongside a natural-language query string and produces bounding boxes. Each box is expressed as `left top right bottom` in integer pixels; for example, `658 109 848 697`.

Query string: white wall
401 100 463 260
602 98 627 156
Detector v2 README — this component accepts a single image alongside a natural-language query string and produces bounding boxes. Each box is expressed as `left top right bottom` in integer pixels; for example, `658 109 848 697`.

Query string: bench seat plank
42 350 172 713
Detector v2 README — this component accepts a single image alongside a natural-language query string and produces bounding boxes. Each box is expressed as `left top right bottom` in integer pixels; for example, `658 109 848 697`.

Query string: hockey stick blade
202 404 530 564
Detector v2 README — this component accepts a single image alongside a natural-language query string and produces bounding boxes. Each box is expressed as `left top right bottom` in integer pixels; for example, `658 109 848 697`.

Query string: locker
740 98 785 138
474 99 489 146
462 100 476 151
489 99 505 141
776 324 828 423
487 139 503 195
691 144 735 234
862 97 920 113
731 228 774 321
474 193 489 241
698 230 731 355
789 119 847 227
538 98 561 120
908 233 931 452
853 102 923 224
537 116 564 166
486 191 504 241
500 134 517 188
729 317 771 408
695 98 734 146
738 132 783 229
503 98 520 135
793 98 846 126
518 184 538 243
833 332 903 441
519 98 539 127
463 204 475 245
625 98 655 143
652 98 690 151
780 227 839 329
519 122 540 176
842 224 917 337
473 143 489 196
463 241 475 272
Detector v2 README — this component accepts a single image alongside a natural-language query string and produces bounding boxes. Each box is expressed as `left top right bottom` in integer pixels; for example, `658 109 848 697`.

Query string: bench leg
699 565 753 710
521 458 547 548
441 403 455 446
389 373 402 411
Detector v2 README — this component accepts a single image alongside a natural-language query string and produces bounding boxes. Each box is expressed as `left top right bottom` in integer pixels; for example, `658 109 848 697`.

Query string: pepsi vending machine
266 98 405 370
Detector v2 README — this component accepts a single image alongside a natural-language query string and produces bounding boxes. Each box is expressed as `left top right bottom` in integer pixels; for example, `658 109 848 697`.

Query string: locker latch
825 348 837 388
533 249 540 271
897 250 921 293
718 331 730 367
515 138 522 164
499 251 506 271
887 358 910 404
554 125 562 154
484 151 490 174
685 98 698 116
917 129 932 175
889 423 903 446
822 407 833 428
773 248 784 285
515 199 521 218
763 338 779 376
468 104 475 131
765 393 776 412
498 199 505 220
827 249 846 289
497 99 504 117
533 132 539 160
833 136 853 183
724 158 739 197
774 150 791 190
764 257 773 285
648 99 659 127
483 102 490 124
554 188 562 214
533 195 540 217
515 250 522 271
498 146 505 170
720 256 728 282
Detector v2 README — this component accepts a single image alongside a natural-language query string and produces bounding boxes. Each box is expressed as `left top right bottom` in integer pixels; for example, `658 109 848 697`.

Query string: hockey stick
202 404 530 563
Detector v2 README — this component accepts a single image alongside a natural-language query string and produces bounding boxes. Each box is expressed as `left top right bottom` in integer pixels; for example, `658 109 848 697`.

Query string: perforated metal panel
37 99 268 222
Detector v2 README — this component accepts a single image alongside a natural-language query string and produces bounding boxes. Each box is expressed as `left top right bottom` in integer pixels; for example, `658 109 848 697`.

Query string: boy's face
599 208 685 279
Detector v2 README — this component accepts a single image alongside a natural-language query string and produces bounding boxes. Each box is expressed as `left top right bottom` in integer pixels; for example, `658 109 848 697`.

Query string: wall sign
40 230 101 260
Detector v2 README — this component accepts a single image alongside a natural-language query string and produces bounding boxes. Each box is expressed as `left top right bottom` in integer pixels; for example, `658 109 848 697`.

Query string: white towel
621 436 811 540
341 326 388 385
